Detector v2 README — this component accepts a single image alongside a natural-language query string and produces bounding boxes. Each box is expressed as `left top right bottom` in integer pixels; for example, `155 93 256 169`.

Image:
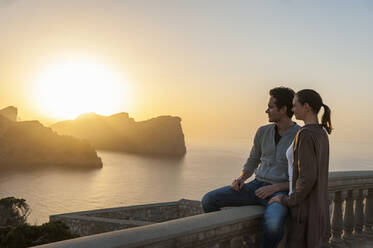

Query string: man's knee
201 191 215 213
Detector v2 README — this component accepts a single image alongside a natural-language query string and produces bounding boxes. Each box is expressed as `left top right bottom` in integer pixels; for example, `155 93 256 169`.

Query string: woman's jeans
201 179 288 248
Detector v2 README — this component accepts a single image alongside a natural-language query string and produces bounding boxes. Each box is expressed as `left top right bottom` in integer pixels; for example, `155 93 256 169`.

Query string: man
201 87 300 248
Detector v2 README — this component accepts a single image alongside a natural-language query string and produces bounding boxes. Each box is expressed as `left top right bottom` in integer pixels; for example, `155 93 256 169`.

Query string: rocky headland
0 107 102 168
0 106 18 122
50 112 186 157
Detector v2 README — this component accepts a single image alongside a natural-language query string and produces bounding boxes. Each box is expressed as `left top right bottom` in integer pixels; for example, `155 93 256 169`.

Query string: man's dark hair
269 87 295 118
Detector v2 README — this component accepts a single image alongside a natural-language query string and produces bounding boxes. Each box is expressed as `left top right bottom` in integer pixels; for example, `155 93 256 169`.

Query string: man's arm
238 125 290 198
233 175 290 197
231 127 262 191
231 170 253 191
242 127 262 174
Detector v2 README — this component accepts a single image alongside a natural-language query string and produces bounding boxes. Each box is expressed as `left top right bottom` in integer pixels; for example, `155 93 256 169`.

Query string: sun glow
34 59 130 120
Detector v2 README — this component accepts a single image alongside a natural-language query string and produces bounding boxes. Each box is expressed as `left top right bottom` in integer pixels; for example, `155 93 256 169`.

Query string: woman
269 89 332 248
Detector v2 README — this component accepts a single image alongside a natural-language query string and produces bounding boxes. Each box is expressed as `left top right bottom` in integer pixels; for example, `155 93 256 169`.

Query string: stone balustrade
34 170 373 248
327 171 373 247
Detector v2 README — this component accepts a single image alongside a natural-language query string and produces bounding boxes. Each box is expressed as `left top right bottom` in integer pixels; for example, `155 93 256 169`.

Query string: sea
0 138 372 224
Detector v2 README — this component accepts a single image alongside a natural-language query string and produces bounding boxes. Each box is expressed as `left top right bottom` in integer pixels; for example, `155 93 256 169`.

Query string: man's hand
268 194 284 205
231 178 245 192
255 185 278 199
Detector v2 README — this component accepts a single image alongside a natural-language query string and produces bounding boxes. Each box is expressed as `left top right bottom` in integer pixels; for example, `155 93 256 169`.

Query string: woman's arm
255 182 289 199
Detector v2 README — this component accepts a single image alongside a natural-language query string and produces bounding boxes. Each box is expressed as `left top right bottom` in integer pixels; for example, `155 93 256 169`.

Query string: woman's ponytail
321 104 332 134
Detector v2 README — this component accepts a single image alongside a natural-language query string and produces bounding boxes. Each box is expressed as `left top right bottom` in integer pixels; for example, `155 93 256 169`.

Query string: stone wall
178 199 203 218
35 205 266 248
85 203 179 222
50 199 203 237
51 214 154 236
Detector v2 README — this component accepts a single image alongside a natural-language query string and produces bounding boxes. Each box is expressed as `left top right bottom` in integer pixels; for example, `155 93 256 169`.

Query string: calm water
0 139 372 224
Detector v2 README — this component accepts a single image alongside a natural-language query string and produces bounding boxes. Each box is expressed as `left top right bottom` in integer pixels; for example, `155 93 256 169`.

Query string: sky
0 0 372 142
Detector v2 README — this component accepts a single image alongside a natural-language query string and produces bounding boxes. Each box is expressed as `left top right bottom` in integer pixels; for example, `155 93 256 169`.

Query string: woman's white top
286 141 294 195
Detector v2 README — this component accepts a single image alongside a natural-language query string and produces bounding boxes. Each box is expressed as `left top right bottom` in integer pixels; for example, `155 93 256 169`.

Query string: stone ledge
50 201 180 217
52 214 155 226
34 205 265 248
328 171 373 191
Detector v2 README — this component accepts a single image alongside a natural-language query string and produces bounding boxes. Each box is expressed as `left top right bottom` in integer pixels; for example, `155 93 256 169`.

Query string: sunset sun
34 59 130 120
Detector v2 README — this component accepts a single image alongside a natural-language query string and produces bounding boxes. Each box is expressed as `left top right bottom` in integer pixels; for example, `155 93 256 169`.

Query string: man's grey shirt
243 123 301 184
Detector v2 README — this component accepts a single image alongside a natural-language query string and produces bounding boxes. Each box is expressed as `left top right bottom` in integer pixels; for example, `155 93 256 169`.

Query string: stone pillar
230 236 244 248
331 191 346 247
343 190 355 245
366 188 373 240
243 232 259 248
219 239 230 248
355 189 365 240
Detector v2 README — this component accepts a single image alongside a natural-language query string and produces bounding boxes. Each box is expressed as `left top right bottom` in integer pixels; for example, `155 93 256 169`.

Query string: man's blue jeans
201 179 288 248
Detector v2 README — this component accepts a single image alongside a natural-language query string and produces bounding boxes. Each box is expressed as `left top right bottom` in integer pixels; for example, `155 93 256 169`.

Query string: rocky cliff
0 106 17 121
0 107 102 168
50 112 186 157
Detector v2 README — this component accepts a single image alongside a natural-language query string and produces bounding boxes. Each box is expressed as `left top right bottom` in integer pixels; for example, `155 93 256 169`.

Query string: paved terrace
34 170 373 248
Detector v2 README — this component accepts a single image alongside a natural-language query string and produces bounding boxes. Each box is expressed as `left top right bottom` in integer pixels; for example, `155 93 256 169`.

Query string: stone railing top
328 171 373 191
329 170 373 180
34 205 265 248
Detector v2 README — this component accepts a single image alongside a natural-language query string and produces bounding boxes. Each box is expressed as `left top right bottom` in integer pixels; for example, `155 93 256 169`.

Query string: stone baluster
219 239 230 248
365 188 373 240
331 191 346 247
230 236 243 248
355 189 365 240
343 190 355 245
242 231 259 248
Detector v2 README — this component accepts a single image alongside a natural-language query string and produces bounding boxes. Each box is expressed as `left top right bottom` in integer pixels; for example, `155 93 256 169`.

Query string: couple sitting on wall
202 87 332 248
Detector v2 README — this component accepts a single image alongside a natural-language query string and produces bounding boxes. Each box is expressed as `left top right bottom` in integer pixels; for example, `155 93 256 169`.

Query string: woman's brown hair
296 89 333 134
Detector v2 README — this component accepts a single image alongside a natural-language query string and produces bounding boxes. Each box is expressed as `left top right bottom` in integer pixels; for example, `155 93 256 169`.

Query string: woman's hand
268 194 284 205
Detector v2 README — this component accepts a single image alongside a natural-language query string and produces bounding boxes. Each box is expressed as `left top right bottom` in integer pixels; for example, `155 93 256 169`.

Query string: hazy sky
1 0 372 142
